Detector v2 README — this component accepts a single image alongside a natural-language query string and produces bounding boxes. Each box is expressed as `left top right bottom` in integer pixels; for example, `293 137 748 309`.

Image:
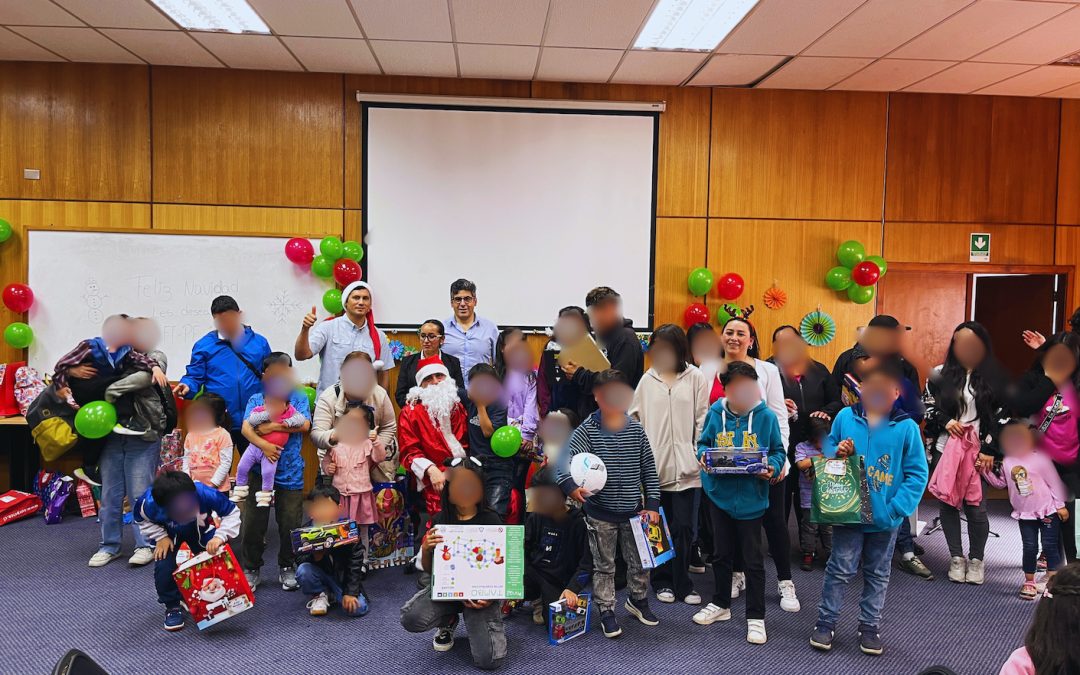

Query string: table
0 415 37 492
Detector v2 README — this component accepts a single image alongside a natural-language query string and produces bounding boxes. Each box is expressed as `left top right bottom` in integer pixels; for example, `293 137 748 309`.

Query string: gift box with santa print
172 543 253 630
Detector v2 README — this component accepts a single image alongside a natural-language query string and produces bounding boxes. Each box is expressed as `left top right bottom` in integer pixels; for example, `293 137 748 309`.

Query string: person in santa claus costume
398 355 469 519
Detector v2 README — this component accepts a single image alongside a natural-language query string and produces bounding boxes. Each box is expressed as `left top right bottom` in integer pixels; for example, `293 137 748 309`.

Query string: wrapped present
548 593 591 645
13 365 45 417
158 430 183 475
42 475 74 525
630 507 675 569
0 490 42 526
290 520 359 554
172 544 253 630
368 480 415 569
75 480 97 518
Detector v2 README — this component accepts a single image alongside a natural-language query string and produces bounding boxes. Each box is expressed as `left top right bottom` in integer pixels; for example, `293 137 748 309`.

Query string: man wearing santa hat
295 280 395 393
398 355 469 518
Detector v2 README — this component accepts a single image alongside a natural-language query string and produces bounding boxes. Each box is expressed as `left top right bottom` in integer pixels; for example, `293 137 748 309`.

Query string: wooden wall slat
654 218 707 327
1058 100 1080 225
885 222 1055 265
152 204 343 236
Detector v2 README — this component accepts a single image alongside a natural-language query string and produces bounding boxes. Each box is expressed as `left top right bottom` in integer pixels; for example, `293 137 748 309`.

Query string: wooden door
972 274 1063 377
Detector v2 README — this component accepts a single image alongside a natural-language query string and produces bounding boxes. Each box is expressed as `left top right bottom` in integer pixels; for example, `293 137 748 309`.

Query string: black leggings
1056 463 1080 563
734 479 792 581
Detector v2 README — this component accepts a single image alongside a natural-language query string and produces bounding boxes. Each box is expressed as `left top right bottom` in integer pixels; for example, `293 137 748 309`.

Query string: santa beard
408 378 460 428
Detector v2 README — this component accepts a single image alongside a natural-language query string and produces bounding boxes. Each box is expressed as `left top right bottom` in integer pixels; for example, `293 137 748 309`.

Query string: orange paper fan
763 281 787 310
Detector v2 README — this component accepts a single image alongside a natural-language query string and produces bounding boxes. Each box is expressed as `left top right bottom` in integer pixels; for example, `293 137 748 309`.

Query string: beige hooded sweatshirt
629 365 709 491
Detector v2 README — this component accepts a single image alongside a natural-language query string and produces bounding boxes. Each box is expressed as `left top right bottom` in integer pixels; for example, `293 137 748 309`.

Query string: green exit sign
970 233 990 263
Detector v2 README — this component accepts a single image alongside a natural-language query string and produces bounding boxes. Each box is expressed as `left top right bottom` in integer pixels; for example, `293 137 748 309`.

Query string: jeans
939 497 989 560
586 516 648 612
482 459 515 520
651 489 697 598
98 435 159 554
734 479 793 582
296 563 368 616
400 586 506 670
238 466 304 569
1020 516 1064 575
154 530 204 607
710 502 765 619
816 526 897 633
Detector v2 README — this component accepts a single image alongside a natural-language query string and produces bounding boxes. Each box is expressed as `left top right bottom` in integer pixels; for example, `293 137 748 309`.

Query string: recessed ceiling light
634 0 760 52
149 0 270 34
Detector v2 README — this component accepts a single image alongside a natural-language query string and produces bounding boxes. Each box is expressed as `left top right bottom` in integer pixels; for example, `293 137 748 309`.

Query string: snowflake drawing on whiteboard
83 278 107 324
268 290 301 324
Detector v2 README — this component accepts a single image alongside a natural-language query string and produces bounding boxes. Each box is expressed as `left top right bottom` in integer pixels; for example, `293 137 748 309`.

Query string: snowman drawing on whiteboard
83 278 106 324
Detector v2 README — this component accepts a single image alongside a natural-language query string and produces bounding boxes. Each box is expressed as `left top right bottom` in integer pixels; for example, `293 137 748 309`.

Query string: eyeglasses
452 296 475 305
418 333 442 341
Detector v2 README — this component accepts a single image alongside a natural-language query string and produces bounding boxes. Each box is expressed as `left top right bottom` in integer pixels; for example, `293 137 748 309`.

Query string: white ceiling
5 0 1080 96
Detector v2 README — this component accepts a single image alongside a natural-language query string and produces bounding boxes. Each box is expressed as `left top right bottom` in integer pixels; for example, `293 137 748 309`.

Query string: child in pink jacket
321 404 387 560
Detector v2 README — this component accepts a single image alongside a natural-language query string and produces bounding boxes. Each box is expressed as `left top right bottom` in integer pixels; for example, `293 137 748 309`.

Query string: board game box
431 524 525 600
548 593 591 645
172 544 253 630
290 520 359 554
630 506 675 569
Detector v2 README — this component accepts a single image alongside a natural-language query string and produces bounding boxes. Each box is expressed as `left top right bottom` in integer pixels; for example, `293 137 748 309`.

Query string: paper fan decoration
763 280 787 310
800 310 837 347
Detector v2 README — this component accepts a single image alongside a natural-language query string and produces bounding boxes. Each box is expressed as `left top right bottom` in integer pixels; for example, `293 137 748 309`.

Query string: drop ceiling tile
535 47 622 82
804 0 974 57
102 28 221 66
282 36 379 73
688 53 784 86
903 61 1032 92
450 0 548 45
192 32 302 70
756 55 873 89
890 0 1069 61
973 6 1080 64
0 26 65 61
831 58 953 91
53 0 175 29
545 0 653 49
1045 79 1080 97
0 0 83 26
9 26 142 63
975 64 1080 95
249 0 362 38
457 43 538 79
349 0 451 41
611 50 706 85
369 39 456 76
718 0 865 56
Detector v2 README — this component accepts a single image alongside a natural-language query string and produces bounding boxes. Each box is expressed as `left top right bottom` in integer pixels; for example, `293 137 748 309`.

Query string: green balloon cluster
825 240 887 305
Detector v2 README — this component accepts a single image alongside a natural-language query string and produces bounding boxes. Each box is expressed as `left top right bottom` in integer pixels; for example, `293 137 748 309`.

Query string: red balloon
332 259 363 286
716 273 745 301
284 237 315 265
683 303 710 328
2 283 33 313
851 260 881 287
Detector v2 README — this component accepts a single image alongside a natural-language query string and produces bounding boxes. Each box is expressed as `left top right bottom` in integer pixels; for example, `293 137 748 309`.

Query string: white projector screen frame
361 99 659 331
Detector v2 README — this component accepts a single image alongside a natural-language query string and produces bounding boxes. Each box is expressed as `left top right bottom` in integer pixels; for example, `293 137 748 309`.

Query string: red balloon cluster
332 259 363 286
2 283 33 313
683 303 710 328
715 272 744 301
284 237 315 265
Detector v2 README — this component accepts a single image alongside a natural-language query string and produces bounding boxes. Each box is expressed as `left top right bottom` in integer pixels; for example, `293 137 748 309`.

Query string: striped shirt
556 411 661 522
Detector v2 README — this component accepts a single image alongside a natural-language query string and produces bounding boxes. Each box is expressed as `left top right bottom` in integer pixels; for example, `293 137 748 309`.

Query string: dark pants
229 428 248 454
651 489 697 598
1055 464 1080 562
733 479 792 582
710 502 765 620
400 586 506 670
1020 516 1064 574
154 531 205 608
895 516 915 556
238 467 303 570
482 459 514 520
525 566 567 620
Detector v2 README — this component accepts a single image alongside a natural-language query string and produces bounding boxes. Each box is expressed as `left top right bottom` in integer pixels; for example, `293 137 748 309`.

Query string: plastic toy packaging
548 593 591 645
630 507 675 569
290 520 359 554
702 447 769 475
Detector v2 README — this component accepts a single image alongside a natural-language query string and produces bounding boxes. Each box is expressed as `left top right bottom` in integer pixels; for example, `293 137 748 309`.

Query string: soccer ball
569 453 608 494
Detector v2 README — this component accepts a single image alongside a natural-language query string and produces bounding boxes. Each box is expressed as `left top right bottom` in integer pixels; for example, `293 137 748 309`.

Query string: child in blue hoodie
133 470 242 632
810 363 928 657
693 361 786 645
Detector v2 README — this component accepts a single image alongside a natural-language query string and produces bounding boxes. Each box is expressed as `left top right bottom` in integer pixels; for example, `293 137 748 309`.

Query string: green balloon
75 400 117 439
687 267 714 296
491 425 523 458
836 240 866 269
322 288 343 314
311 255 334 278
825 266 853 291
716 305 738 326
3 321 33 348
866 255 888 278
341 240 364 261
0 219 11 243
320 236 344 261
847 283 876 305
300 385 317 414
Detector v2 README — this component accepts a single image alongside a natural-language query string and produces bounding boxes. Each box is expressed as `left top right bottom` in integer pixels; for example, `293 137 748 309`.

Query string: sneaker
778 580 801 612
433 617 457 652
683 590 702 605
859 628 884 656
1020 581 1039 600
128 547 154 567
747 619 767 645
899 555 935 580
731 572 746 599
689 545 706 574
948 556 967 583
73 467 101 487
625 596 659 626
692 603 731 625
810 625 835 651
599 610 622 638
112 420 146 436
244 568 260 591
801 553 814 571
279 566 298 591
307 592 329 616
656 588 676 603
966 558 985 585
163 607 185 632
532 601 545 625
88 550 121 568
1037 551 1048 572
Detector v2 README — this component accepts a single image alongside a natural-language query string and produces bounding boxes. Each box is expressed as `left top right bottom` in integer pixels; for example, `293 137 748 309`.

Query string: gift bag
75 480 97 518
0 490 43 526
158 430 183 475
42 474 74 524
172 544 254 630
811 455 872 526
13 365 46 417
0 362 17 416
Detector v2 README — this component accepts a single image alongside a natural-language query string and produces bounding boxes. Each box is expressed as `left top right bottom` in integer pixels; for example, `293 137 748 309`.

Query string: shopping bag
172 544 254 630
811 455 871 525
0 490 42 526
42 474 74 524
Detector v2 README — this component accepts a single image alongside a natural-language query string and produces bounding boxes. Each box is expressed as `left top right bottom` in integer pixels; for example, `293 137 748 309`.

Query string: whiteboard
364 104 657 329
27 230 329 383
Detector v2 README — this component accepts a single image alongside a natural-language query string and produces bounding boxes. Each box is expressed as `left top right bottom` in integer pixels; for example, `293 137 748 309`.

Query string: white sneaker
747 619 767 645
230 485 249 503
948 556 967 583
692 603 731 625
778 580 801 612
88 550 121 568
255 490 273 507
656 589 676 603
731 572 746 599
128 547 154 567
306 592 329 616
683 591 702 605
966 558 985 585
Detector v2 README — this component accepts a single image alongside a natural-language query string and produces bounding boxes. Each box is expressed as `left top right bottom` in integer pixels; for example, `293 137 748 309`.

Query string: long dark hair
1035 331 1080 392
936 321 1004 423
494 327 525 379
648 323 689 373
186 392 232 430
1026 562 1080 674
722 317 760 360
437 457 495 523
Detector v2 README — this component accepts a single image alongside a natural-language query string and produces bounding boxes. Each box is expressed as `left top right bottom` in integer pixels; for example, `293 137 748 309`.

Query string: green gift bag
811 455 872 525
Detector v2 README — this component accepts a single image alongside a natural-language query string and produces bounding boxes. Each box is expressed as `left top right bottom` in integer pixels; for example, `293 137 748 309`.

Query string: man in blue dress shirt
443 278 498 386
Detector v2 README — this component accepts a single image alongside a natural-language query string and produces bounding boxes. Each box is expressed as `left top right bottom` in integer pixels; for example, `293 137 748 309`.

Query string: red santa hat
341 280 384 370
415 354 449 386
